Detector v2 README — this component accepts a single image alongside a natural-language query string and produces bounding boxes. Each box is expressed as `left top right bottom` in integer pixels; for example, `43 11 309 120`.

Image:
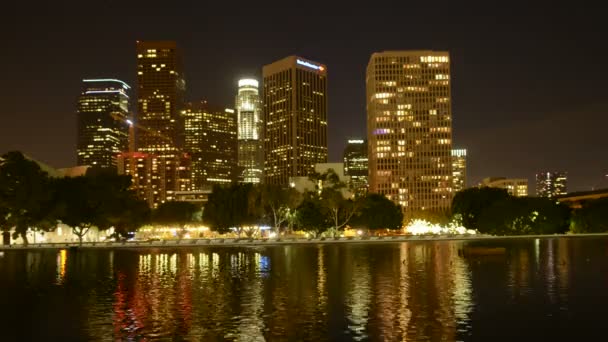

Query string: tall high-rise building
343 139 369 195
451 149 467 193
366 51 453 218
135 41 186 203
236 79 263 183
76 78 130 169
536 171 567 198
481 177 528 197
184 101 237 190
263 56 328 186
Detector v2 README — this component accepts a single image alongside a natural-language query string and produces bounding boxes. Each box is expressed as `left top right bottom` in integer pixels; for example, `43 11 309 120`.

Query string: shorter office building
184 101 238 190
76 78 130 169
117 152 163 208
289 163 352 197
451 149 467 193
480 177 528 197
343 139 368 195
536 171 567 198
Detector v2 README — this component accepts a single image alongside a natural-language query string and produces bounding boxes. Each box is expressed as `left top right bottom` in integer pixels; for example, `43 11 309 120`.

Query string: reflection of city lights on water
56 249 67 283
405 219 477 235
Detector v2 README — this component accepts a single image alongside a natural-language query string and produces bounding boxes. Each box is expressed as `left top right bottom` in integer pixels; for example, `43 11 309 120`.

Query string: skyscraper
451 149 467 193
135 41 186 203
76 78 130 169
236 79 263 184
536 171 567 198
366 51 453 218
184 101 237 190
263 56 328 186
343 139 369 195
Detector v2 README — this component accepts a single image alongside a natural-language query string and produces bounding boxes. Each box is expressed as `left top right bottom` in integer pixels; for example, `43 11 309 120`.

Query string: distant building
184 101 237 190
136 41 186 205
289 163 351 197
76 78 130 169
117 152 162 208
263 56 328 186
481 177 528 197
366 51 453 218
56 166 90 178
236 79 263 184
174 189 212 205
343 139 368 195
451 149 467 193
536 171 567 198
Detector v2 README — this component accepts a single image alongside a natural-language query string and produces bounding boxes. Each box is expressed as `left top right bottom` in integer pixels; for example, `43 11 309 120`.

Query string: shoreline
1 233 608 250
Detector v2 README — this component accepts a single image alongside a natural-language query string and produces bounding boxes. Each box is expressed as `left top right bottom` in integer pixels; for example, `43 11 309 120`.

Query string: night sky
1 3 607 192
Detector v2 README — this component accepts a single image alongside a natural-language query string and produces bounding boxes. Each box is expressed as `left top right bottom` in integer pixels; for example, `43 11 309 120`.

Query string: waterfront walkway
2 233 608 250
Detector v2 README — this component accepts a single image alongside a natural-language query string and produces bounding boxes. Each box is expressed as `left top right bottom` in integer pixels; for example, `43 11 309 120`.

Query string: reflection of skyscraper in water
396 244 412 337
368 242 473 340
556 239 570 298
346 247 373 339
508 248 531 298
235 253 265 340
451 245 473 328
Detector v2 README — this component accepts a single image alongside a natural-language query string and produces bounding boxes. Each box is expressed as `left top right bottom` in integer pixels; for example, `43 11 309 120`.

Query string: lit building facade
135 41 186 203
343 139 369 195
117 152 163 208
451 149 467 193
184 101 237 190
263 56 328 186
76 78 130 169
481 177 528 197
366 51 453 218
536 171 567 198
236 79 263 183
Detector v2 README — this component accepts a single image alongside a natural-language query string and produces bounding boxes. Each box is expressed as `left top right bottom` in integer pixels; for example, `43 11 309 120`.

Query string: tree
260 184 302 234
0 206 9 245
203 185 234 234
571 197 608 233
452 187 511 231
109 197 151 239
295 197 330 238
54 171 138 244
0 151 57 245
54 176 96 244
350 193 403 231
203 183 264 236
320 187 359 236
152 201 199 237
309 169 358 236
477 197 570 235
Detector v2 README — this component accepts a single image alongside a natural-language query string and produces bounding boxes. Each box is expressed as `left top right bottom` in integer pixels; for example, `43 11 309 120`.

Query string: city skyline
1 4 607 192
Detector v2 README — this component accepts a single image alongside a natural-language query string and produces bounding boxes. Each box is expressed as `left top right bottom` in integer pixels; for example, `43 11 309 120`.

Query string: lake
0 237 607 341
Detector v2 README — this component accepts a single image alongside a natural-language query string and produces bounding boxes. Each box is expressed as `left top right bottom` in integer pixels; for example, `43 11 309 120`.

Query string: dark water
0 237 607 341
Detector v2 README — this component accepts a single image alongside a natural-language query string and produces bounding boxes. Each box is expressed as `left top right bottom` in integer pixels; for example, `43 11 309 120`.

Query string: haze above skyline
1 2 607 191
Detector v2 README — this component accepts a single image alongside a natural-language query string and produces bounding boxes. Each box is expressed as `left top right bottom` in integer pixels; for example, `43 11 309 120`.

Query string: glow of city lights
405 219 477 235
126 119 133 126
348 139 364 144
